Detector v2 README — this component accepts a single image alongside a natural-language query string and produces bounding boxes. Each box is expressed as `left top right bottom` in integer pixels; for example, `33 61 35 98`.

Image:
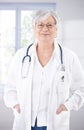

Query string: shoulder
62 46 79 61
11 44 34 65
14 43 34 58
61 45 82 69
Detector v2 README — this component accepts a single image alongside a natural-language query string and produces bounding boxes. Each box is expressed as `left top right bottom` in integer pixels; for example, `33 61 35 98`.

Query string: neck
36 41 54 53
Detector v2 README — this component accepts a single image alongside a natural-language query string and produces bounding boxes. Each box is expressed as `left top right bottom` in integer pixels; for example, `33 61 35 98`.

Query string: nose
42 25 49 31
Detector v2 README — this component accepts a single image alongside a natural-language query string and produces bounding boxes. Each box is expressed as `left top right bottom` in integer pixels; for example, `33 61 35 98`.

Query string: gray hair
33 10 58 26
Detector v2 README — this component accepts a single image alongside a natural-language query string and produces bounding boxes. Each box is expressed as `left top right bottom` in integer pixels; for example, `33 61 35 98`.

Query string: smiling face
34 15 57 43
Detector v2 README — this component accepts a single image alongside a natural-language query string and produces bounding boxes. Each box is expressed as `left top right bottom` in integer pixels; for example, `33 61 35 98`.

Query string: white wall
56 0 84 67
56 0 84 20
56 1 84 130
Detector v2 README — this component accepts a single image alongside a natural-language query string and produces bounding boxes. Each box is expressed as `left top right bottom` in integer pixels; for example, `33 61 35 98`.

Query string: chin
40 37 50 41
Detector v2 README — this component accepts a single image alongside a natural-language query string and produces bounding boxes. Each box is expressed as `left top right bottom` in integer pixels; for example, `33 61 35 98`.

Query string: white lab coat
4 43 84 130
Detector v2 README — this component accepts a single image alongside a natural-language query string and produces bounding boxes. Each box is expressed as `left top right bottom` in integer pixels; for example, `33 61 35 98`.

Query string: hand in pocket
13 104 21 113
56 104 68 114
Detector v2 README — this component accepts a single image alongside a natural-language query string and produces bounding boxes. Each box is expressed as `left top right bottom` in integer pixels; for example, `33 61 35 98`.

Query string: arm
56 53 84 114
4 50 22 109
64 54 84 111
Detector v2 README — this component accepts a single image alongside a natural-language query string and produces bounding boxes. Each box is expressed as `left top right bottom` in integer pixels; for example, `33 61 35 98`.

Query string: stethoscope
21 43 65 81
22 43 33 63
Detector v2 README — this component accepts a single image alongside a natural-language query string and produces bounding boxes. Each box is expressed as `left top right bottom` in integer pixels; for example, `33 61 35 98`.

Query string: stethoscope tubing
22 43 63 65
22 43 33 63
21 43 65 79
58 44 63 64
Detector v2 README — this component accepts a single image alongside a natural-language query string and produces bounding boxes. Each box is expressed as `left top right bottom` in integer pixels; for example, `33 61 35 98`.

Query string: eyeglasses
36 23 56 30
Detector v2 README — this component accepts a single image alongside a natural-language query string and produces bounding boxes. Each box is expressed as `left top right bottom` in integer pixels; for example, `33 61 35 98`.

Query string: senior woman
4 10 84 130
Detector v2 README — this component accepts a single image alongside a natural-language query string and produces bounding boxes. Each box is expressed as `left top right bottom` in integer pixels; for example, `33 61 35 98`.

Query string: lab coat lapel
24 53 35 130
47 62 59 130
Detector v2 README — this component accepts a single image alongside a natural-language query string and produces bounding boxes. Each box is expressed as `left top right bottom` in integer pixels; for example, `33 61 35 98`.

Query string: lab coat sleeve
64 54 84 111
4 50 22 108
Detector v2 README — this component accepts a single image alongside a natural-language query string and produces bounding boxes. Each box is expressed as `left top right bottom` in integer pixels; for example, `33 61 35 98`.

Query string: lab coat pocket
13 108 25 130
57 69 71 93
61 111 70 125
13 108 22 122
13 108 21 116
57 71 66 93
54 111 70 128
56 71 70 106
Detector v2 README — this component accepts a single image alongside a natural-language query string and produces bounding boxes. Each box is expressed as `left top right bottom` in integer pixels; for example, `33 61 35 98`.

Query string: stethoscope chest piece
59 64 65 71
58 64 65 82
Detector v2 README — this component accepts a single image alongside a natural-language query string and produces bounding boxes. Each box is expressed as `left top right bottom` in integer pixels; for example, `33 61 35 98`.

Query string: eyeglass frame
35 22 56 30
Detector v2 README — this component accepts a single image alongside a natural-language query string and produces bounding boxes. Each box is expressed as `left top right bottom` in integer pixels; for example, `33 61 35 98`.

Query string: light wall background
0 0 84 130
55 1 84 130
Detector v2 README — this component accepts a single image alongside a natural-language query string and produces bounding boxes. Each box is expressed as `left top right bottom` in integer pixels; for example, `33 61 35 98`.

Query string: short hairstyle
33 10 58 26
